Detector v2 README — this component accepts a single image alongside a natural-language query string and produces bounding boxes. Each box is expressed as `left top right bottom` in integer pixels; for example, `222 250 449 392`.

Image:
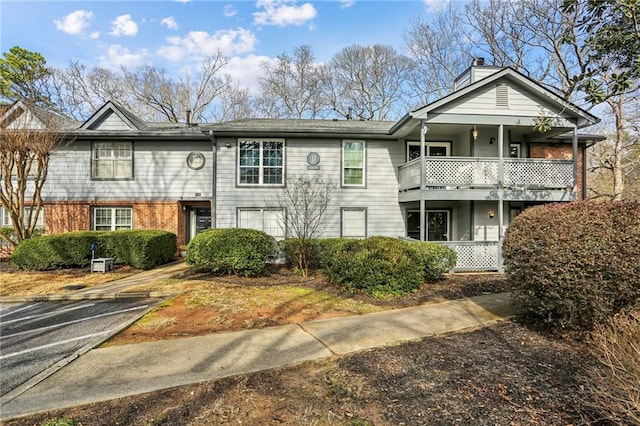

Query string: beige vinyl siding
215 137 405 238
41 141 213 201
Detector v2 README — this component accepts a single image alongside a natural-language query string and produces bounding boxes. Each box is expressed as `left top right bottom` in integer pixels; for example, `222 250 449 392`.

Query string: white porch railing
440 241 501 272
398 157 574 191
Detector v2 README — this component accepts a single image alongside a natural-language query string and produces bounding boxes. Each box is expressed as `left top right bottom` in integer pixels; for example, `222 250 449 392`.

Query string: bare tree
257 45 330 119
0 105 67 248
327 44 413 121
403 6 475 105
269 174 335 277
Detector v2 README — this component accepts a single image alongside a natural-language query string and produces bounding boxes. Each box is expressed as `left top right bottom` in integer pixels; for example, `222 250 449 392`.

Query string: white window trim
92 142 133 180
0 206 44 229
342 140 366 187
341 207 367 238
509 143 521 158
237 138 285 186
93 207 133 231
237 207 286 239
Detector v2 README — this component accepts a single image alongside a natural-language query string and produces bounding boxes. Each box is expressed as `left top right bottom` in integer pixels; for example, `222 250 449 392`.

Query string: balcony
398 157 575 201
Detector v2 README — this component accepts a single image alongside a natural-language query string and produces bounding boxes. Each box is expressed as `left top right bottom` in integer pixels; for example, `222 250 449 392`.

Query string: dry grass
0 264 137 296
582 309 640 425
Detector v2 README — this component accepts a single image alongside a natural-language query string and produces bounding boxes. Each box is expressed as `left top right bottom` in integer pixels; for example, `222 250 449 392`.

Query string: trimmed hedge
321 236 424 297
408 242 457 282
503 201 640 331
186 228 275 276
11 230 177 270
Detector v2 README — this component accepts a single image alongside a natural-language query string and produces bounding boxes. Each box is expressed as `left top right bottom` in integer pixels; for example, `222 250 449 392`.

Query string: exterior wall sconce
489 137 495 144
225 143 232 148
488 210 495 219
472 125 478 140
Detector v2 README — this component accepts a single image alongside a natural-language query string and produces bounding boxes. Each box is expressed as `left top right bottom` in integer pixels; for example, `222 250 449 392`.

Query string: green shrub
503 200 640 331
280 237 322 274
186 228 275 276
11 230 177 270
408 242 457 282
322 236 423 297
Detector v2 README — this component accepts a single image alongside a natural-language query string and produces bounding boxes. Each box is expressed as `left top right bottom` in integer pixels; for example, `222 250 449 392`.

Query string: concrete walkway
0 284 515 421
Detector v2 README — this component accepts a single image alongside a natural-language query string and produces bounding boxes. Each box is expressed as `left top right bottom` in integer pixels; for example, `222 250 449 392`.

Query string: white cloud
176 0 190 3
98 45 148 68
89 31 100 39
157 27 257 62
226 54 274 92
161 16 178 30
110 14 139 37
54 10 95 36
253 0 317 27
224 5 238 17
423 0 449 12
338 0 355 8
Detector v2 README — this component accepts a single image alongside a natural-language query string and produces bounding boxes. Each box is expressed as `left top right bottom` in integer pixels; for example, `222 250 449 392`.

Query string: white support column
420 120 428 242
498 124 504 273
572 125 578 195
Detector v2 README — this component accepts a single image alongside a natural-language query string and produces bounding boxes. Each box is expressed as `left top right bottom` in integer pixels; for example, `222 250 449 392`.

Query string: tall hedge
11 230 177 270
503 201 640 331
185 228 275 276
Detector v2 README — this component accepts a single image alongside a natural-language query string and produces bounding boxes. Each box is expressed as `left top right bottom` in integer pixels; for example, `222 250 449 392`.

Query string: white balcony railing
398 157 574 191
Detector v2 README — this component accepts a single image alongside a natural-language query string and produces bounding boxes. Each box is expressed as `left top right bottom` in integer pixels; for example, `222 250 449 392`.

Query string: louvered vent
496 84 509 108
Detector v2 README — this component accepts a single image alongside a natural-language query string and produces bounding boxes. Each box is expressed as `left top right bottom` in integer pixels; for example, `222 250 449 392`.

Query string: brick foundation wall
529 144 585 200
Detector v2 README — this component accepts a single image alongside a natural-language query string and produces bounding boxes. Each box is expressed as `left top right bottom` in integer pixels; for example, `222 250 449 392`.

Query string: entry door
406 210 450 241
186 207 211 243
427 210 449 241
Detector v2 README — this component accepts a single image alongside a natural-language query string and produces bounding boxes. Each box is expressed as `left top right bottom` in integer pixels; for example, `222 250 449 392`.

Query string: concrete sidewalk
0 291 515 421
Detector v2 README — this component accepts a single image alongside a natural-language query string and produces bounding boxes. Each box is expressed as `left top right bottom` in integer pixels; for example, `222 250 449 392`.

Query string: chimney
472 57 485 66
186 110 192 126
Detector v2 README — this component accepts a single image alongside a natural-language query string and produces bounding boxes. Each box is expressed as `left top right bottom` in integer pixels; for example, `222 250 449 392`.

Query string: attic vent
496 83 509 108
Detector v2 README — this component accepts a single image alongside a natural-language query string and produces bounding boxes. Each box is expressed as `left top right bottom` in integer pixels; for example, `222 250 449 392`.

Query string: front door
406 210 450 241
427 210 449 241
186 207 211 243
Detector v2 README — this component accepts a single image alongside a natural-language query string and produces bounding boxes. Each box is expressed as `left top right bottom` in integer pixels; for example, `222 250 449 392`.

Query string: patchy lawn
0 261 137 297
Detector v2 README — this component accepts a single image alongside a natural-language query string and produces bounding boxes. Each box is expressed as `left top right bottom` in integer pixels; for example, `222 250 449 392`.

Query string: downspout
420 119 427 242
208 130 217 229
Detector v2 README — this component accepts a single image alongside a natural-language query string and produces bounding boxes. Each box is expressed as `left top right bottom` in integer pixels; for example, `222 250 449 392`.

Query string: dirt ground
3 267 604 425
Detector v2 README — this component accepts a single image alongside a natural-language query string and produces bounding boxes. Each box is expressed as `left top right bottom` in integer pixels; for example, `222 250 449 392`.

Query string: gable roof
0 100 79 130
80 100 148 130
390 67 600 134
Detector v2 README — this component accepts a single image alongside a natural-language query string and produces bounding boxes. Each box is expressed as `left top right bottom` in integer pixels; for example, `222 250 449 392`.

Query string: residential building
0 62 601 271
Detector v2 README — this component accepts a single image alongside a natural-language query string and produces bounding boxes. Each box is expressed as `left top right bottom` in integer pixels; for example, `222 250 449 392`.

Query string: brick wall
44 201 183 243
529 144 585 200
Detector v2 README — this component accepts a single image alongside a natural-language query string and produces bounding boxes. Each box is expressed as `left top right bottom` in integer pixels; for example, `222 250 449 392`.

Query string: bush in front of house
502 200 640 331
186 228 275 276
11 230 177 270
408 241 457 282
581 307 640 425
322 236 423 297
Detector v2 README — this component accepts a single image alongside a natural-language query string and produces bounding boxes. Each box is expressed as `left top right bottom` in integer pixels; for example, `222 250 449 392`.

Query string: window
341 208 366 238
342 140 366 186
238 139 284 185
238 208 285 239
92 142 133 179
407 141 451 161
0 206 44 228
93 207 132 231
509 143 521 158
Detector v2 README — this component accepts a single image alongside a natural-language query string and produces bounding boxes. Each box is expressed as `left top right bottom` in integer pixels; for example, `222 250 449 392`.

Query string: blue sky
1 0 443 91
